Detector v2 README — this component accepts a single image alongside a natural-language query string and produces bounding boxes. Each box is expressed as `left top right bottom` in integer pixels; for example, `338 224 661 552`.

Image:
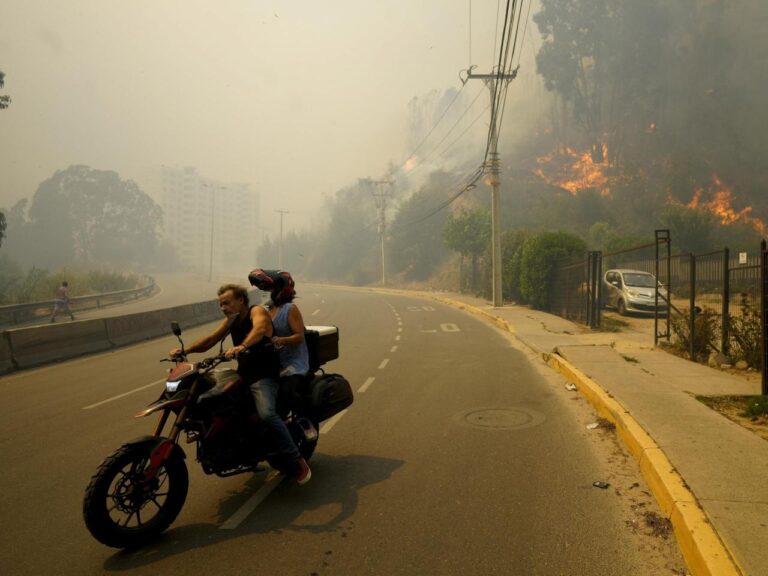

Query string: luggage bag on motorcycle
304 326 339 372
307 373 353 422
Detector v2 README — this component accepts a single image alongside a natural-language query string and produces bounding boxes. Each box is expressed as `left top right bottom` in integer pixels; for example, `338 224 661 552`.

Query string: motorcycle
83 321 352 548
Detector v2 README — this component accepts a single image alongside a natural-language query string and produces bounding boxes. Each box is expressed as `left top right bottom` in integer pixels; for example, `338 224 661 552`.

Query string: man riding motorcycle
169 283 311 485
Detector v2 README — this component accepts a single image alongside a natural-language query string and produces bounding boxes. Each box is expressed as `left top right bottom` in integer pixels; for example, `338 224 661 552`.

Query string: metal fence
0 277 157 327
550 252 602 328
551 233 768 393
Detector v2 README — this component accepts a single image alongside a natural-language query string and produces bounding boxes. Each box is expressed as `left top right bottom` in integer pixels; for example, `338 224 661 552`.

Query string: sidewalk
433 292 767 576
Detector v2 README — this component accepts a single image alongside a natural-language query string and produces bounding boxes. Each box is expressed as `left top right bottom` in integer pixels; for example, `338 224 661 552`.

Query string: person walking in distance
50 281 75 322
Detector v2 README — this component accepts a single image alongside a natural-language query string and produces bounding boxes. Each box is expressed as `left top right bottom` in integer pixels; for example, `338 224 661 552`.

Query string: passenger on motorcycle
169 283 311 485
248 269 317 441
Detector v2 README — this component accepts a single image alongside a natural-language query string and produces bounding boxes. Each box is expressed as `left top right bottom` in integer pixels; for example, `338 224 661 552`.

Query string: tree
388 171 458 282
0 69 10 110
443 208 491 291
519 231 586 310
303 181 379 285
24 166 163 269
0 211 6 247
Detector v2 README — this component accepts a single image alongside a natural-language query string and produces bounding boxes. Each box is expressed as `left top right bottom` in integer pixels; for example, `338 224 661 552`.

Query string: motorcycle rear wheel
83 443 188 548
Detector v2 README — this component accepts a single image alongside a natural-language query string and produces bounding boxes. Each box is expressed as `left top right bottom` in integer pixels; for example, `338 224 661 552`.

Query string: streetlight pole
275 210 289 269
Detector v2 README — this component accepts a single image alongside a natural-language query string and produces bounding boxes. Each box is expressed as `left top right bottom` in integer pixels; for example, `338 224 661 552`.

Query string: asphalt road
0 286 684 575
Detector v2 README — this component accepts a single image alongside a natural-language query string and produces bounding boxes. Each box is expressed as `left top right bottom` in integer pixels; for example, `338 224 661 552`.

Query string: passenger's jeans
250 377 300 460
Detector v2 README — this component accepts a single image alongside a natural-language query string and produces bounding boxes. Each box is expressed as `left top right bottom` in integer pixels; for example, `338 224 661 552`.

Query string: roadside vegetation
697 395 768 442
0 257 145 305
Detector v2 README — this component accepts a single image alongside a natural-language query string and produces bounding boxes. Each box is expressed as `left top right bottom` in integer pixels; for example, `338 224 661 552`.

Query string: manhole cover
455 407 546 430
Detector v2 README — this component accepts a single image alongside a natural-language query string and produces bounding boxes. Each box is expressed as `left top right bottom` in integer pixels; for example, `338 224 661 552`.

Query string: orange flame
673 175 766 235
403 156 418 172
534 144 612 197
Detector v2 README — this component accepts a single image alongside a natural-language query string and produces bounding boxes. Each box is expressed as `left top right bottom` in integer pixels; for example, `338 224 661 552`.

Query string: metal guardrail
0 277 156 327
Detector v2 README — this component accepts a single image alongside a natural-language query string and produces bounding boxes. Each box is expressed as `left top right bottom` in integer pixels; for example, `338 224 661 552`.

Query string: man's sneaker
295 457 311 486
298 418 318 442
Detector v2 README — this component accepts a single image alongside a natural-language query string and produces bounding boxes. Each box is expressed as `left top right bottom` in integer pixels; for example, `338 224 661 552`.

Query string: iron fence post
722 247 730 357
761 239 767 395
655 229 671 345
689 253 696 361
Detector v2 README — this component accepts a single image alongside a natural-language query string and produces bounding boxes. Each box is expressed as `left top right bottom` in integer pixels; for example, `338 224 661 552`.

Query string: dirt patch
696 395 768 442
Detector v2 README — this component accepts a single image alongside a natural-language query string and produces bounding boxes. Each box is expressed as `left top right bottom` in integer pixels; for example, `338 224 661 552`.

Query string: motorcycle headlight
166 380 181 393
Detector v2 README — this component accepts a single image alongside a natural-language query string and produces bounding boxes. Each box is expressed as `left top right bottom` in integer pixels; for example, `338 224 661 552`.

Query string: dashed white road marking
311 309 320 316
220 470 284 530
397 327 403 333
421 329 437 333
83 380 164 410
390 345 398 352
358 377 376 393
320 409 348 434
395 335 401 341
378 359 390 369
219 378 352 530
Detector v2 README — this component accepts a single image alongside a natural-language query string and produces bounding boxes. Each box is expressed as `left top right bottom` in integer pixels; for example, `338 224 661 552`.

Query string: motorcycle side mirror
171 321 185 355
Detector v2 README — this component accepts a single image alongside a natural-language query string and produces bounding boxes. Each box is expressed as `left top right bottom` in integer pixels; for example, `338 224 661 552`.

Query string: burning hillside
671 174 766 235
533 144 612 197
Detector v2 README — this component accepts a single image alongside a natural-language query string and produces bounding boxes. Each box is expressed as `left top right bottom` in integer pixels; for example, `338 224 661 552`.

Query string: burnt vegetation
260 1 767 293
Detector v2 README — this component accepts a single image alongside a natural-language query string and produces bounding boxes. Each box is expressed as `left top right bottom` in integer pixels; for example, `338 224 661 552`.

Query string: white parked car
602 269 668 316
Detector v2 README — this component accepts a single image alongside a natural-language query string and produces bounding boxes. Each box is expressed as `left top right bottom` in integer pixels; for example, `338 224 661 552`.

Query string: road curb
544 352 742 576
331 285 745 576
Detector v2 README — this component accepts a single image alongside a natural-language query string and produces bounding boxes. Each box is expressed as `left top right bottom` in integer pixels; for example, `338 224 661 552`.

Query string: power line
401 83 467 169
405 84 486 176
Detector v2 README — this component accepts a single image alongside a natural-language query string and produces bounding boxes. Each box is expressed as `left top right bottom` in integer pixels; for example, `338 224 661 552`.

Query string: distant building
137 166 260 276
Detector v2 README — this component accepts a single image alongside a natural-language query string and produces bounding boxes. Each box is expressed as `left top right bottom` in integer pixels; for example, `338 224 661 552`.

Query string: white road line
221 404 351 530
311 309 320 316
83 380 164 410
390 345 398 352
397 321 402 326
395 335 401 341
320 409 348 434
397 327 403 333
378 358 390 369
358 377 375 393
219 470 284 530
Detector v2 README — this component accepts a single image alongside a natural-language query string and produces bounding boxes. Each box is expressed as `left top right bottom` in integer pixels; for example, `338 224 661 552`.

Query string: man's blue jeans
250 377 300 460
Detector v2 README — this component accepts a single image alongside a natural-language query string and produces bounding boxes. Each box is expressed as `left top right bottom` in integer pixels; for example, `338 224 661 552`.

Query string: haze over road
0 286 684 575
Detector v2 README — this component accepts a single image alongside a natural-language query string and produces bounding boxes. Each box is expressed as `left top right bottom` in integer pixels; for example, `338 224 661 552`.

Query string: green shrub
741 396 768 418
670 308 719 362
728 295 761 369
501 229 531 303
519 231 586 310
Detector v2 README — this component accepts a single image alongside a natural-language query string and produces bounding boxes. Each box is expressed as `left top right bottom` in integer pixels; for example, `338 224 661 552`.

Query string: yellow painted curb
545 353 742 576
306 283 744 576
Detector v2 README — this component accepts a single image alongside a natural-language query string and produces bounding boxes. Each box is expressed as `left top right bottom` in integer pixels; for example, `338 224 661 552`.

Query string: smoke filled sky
0 1 539 232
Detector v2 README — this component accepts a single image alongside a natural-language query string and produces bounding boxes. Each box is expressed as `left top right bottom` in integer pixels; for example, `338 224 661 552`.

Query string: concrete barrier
104 311 168 347
7 319 112 369
0 332 15 374
0 290 260 373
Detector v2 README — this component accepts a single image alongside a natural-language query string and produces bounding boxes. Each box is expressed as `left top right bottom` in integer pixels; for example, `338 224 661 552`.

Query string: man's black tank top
229 306 280 382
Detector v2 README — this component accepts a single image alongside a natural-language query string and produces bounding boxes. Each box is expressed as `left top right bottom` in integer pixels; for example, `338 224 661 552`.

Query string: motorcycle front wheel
83 443 188 548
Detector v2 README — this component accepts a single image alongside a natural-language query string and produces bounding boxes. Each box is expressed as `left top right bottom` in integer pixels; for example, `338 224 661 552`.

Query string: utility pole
275 210 289 269
208 189 215 282
464 68 517 307
367 179 394 285
203 183 226 282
